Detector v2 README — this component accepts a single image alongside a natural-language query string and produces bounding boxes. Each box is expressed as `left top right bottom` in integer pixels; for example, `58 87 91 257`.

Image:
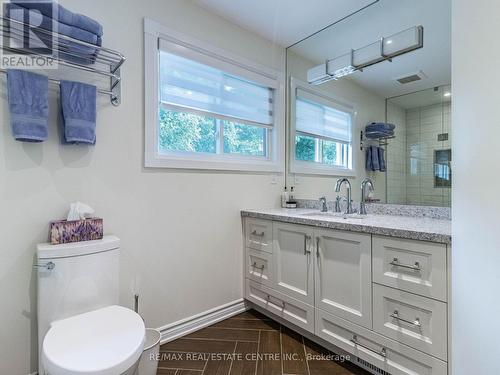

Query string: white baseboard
157 299 247 344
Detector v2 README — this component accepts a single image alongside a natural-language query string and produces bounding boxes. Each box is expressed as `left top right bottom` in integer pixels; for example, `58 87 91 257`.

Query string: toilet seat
42 305 146 375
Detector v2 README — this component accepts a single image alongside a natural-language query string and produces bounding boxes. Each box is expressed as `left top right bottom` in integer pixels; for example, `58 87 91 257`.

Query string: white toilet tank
36 235 120 373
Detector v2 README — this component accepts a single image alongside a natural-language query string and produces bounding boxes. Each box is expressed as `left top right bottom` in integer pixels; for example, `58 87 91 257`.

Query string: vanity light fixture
443 92 451 97
308 26 424 85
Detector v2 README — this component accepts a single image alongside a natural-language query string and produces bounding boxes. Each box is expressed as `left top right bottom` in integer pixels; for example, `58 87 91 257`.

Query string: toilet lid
43 305 146 375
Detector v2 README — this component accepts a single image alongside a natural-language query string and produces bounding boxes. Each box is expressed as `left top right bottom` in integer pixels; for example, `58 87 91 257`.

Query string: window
290 78 354 175
144 19 283 171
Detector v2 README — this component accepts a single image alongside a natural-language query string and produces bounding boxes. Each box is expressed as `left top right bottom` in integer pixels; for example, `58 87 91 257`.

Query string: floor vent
356 357 392 375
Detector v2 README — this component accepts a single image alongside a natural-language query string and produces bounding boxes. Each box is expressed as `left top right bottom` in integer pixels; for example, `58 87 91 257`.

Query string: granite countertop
241 208 451 244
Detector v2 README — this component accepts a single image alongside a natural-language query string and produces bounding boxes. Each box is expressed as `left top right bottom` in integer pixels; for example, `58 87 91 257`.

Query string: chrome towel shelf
0 15 125 105
360 130 395 151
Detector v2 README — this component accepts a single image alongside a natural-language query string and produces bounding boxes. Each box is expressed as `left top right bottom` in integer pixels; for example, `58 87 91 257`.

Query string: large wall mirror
286 0 451 207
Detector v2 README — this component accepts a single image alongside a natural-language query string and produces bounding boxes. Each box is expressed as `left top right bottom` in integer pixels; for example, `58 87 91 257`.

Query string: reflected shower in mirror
386 85 451 206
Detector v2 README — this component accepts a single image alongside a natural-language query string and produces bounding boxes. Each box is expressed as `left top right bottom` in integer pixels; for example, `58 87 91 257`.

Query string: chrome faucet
360 177 374 215
335 178 355 214
318 197 328 212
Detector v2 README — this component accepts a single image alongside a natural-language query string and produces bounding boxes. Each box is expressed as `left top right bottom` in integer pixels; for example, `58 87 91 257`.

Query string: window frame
290 77 357 176
144 18 284 172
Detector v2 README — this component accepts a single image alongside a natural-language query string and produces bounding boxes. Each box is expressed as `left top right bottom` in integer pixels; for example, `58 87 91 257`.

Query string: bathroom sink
300 212 366 220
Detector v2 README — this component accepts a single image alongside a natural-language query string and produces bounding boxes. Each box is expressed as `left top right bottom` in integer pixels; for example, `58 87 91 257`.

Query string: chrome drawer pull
251 230 265 237
390 310 421 328
351 334 387 358
265 294 285 309
252 262 265 271
34 261 55 271
390 258 421 271
304 234 312 255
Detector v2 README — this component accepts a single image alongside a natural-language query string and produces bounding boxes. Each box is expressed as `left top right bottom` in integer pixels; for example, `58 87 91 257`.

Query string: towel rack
360 130 395 151
0 15 125 106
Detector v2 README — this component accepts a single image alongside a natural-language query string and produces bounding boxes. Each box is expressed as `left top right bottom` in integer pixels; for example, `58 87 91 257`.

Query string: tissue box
49 218 103 245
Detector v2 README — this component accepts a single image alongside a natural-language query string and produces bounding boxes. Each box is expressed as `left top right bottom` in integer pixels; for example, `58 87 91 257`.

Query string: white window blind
159 42 274 128
295 88 353 143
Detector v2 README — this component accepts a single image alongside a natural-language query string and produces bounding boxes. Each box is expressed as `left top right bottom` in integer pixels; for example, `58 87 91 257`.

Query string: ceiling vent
395 71 427 85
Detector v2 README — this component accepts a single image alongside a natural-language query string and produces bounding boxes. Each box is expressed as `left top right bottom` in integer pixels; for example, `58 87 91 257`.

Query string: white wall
0 1 285 373
286 51 387 203
452 0 500 373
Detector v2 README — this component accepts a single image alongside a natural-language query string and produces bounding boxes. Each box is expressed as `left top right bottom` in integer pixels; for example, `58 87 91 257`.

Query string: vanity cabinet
243 218 450 375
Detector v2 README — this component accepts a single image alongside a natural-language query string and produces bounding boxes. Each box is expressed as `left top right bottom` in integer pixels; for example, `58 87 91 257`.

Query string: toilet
37 236 145 375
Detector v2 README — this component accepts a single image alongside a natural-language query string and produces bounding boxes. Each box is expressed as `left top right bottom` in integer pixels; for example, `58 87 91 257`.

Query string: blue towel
370 146 380 171
366 122 395 132
11 0 103 36
5 4 100 65
60 81 97 144
365 123 395 139
366 146 373 171
378 147 386 172
6 69 49 142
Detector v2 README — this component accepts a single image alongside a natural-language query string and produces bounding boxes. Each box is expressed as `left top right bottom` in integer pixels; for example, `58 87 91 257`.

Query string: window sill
145 153 282 173
290 161 356 177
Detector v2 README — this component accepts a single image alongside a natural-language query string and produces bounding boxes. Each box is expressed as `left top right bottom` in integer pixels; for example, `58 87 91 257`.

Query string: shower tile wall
387 102 451 207
386 103 407 203
406 102 451 206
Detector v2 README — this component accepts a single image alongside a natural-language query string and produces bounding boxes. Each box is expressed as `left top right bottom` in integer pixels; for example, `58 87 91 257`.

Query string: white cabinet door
273 222 314 305
315 228 372 328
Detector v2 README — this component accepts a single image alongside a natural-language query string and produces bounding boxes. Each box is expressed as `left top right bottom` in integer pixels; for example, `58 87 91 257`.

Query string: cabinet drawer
373 284 447 361
316 309 447 375
246 249 273 287
245 219 272 252
245 279 314 333
373 236 447 301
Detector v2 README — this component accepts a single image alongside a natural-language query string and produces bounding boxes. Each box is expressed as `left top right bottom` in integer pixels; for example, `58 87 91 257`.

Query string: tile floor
157 309 370 375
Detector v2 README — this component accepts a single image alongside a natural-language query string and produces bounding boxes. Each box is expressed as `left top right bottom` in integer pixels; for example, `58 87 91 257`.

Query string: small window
158 50 273 160
144 19 283 171
290 79 354 175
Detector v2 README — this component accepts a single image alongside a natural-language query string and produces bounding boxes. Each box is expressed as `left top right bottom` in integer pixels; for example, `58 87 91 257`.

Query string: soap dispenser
286 187 298 208
281 187 289 208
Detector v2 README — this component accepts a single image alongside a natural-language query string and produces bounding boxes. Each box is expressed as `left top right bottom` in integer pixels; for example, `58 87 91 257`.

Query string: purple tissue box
49 218 103 245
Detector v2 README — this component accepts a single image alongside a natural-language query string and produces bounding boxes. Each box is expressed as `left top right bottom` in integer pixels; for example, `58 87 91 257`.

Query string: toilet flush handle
34 261 55 271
